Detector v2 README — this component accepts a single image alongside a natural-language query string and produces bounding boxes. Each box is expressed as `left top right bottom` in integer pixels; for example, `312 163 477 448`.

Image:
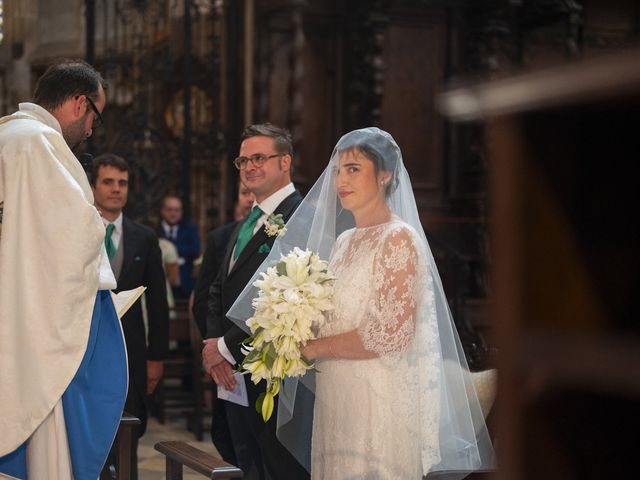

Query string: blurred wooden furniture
99 413 141 480
154 441 243 479
441 47 640 479
152 298 209 440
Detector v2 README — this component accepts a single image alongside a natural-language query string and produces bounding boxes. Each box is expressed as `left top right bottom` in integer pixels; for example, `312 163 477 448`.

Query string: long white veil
227 127 495 478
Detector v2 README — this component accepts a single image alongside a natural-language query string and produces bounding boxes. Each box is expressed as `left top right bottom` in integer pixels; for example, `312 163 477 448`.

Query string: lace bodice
319 218 423 358
312 217 441 479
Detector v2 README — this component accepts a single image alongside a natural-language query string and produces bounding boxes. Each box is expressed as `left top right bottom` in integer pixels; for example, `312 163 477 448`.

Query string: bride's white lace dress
311 217 441 479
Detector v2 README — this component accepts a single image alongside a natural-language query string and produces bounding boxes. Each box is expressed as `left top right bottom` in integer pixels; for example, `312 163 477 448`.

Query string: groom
203 123 308 480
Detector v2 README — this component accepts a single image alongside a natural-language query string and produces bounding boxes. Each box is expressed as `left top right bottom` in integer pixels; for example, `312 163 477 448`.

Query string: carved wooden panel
380 10 446 199
296 13 343 192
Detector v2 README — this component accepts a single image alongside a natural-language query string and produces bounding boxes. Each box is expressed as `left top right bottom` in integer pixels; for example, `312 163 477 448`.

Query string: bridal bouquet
240 247 335 421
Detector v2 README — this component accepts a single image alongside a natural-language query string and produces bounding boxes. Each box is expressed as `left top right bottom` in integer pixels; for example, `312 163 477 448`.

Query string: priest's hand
210 361 237 391
147 360 164 394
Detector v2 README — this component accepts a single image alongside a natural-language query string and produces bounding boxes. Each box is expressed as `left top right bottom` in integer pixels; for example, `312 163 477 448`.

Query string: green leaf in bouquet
242 326 263 346
242 347 261 364
255 392 265 416
270 377 281 396
276 261 287 277
263 342 277 369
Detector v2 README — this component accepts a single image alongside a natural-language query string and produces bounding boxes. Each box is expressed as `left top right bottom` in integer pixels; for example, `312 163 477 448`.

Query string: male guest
193 179 255 335
192 180 254 465
0 61 127 479
158 195 201 298
234 180 256 222
203 123 308 480
91 153 170 480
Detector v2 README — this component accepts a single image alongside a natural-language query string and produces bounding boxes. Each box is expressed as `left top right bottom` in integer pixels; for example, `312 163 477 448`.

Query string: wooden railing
100 413 141 480
154 441 243 479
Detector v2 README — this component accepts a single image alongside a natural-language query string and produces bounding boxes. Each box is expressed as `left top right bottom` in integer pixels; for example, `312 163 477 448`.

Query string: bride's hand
301 341 315 361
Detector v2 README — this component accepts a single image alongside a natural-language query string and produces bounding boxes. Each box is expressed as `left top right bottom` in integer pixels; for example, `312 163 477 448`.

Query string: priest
0 60 128 479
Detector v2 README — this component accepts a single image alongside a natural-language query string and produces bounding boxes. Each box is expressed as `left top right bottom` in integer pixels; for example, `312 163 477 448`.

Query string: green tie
234 206 263 260
105 223 116 259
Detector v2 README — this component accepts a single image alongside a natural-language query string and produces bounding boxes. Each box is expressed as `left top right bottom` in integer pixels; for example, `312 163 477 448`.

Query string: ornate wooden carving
88 0 224 230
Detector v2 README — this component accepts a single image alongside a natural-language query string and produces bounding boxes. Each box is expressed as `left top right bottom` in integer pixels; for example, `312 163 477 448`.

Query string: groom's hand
202 337 225 373
210 361 237 391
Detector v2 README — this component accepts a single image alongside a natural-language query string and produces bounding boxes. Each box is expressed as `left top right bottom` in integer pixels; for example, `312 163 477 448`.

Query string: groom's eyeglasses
233 153 285 170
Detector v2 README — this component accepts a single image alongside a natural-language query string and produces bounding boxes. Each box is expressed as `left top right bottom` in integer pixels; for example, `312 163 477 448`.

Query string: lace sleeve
358 226 420 358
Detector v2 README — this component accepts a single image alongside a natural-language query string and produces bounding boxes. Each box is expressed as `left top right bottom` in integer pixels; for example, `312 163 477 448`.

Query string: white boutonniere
264 213 287 237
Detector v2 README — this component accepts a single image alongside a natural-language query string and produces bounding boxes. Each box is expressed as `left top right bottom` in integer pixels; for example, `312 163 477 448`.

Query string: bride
229 127 495 479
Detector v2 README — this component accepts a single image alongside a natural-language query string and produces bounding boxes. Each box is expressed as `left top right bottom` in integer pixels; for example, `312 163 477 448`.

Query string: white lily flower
239 248 335 422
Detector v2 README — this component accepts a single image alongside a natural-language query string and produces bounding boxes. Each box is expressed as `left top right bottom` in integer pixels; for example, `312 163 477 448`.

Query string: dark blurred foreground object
440 47 640 480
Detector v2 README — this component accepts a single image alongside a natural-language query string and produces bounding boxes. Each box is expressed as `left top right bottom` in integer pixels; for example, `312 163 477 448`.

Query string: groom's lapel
228 190 302 276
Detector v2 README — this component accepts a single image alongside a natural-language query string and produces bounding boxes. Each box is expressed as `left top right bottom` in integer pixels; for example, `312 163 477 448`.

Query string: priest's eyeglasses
85 96 104 129
233 153 285 170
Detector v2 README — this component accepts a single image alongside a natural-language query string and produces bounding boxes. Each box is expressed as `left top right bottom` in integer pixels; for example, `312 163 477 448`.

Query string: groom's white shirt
218 182 295 365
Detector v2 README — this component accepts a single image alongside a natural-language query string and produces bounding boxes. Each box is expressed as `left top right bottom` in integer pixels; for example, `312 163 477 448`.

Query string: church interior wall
0 0 637 369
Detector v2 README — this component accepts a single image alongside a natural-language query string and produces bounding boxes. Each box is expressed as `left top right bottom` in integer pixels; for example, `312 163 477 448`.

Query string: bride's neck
353 202 391 228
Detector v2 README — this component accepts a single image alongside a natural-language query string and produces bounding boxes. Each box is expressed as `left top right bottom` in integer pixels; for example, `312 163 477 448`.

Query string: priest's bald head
33 60 106 150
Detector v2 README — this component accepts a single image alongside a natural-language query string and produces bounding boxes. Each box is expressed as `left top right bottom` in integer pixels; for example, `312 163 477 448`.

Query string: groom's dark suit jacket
206 190 308 480
207 191 302 361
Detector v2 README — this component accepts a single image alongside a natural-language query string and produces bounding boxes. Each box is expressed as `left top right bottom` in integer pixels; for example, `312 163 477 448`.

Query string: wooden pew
154 441 243 479
100 413 141 480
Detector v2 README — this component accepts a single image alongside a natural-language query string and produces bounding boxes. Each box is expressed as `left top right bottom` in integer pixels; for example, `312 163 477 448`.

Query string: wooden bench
100 413 141 480
154 441 243 479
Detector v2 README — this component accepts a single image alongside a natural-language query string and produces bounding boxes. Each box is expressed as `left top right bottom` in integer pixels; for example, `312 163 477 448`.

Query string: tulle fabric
227 127 495 478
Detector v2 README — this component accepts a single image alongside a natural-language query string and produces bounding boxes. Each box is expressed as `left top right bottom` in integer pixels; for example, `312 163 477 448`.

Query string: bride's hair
334 128 400 196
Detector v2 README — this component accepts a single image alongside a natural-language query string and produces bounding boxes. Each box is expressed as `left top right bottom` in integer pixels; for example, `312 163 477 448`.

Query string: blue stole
0 290 128 479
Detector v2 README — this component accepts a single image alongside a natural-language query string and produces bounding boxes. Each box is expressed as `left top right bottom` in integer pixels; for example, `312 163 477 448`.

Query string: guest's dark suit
114 217 170 479
192 220 238 465
157 221 200 298
193 220 238 336
206 191 308 480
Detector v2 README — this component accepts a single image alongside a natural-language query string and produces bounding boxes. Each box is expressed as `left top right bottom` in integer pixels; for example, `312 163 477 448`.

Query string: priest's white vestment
0 103 123 470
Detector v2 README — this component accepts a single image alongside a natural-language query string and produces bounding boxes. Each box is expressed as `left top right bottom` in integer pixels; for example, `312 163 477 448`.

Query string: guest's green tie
234 206 263 260
105 223 116 259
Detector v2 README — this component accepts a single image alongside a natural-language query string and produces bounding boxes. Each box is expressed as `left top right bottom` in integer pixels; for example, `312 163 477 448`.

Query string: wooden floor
138 413 218 480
